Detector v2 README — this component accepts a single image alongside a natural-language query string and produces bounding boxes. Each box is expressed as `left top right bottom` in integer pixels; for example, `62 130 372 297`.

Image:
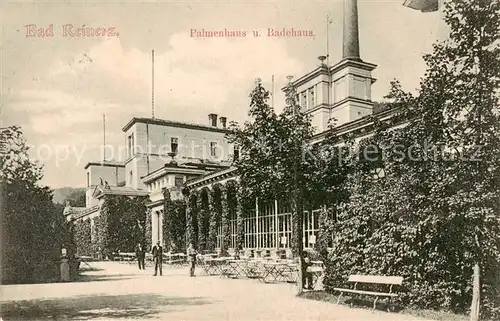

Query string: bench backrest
348 275 403 285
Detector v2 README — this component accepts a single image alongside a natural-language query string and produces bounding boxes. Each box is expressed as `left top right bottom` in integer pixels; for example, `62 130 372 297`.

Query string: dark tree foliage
227 80 315 256
323 1 500 319
1 126 67 284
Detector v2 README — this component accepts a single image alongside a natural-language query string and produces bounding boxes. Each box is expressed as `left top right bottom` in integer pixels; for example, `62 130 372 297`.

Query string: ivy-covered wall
93 214 107 259
72 195 148 259
163 197 186 253
101 195 148 254
145 208 152 250
74 218 91 256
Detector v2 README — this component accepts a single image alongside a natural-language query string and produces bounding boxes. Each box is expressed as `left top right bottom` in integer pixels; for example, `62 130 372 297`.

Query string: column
197 190 207 252
207 187 217 252
145 208 152 250
163 188 171 250
220 184 230 255
274 200 279 249
342 0 360 60
255 197 260 249
159 209 164 245
186 192 196 249
152 210 158 245
235 184 245 250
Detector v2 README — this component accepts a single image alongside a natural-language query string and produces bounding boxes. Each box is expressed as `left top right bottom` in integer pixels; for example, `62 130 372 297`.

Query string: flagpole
326 14 332 66
103 114 106 161
272 75 275 108
152 49 155 119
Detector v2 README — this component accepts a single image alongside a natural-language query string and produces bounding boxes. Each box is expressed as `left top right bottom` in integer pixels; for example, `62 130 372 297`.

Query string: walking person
187 243 197 277
152 241 163 276
135 243 146 270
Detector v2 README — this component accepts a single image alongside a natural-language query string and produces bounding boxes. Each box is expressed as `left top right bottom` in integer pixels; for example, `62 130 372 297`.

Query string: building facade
64 113 235 256
66 0 442 256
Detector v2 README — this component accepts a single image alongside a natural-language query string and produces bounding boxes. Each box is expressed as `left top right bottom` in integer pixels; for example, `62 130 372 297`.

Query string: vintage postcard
1 0 499 320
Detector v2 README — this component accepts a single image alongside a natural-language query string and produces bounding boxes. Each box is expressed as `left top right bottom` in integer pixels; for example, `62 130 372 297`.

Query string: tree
323 0 500 318
228 79 315 255
1 126 66 284
228 78 316 292
227 80 281 201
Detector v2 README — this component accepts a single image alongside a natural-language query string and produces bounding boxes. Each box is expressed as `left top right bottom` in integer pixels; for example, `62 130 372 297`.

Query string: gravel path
0 262 434 321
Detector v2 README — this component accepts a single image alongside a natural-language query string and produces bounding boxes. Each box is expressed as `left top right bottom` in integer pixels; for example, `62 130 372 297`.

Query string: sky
1 0 444 189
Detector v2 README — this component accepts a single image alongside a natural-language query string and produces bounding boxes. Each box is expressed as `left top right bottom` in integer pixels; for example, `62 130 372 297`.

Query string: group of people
135 242 315 289
134 241 198 277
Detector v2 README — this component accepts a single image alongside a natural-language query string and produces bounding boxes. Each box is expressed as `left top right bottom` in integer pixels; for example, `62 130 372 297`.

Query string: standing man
135 243 145 270
301 253 313 290
152 241 163 276
187 243 197 277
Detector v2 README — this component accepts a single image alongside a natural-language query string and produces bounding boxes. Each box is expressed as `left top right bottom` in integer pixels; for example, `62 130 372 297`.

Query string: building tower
329 0 377 128
288 0 377 135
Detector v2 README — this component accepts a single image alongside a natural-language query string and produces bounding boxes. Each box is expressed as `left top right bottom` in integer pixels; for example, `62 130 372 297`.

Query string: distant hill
52 187 86 205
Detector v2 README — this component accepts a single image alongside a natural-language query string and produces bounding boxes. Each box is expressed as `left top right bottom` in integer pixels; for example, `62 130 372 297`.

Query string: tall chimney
342 0 361 60
208 113 218 127
219 116 227 129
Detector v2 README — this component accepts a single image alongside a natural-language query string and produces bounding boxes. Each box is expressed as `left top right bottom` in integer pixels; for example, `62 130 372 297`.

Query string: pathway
0 262 434 321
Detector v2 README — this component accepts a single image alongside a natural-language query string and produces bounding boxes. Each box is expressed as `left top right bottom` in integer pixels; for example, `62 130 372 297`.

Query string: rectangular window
127 134 135 158
127 136 131 158
171 137 178 154
131 134 135 156
129 171 133 186
175 176 184 187
301 92 307 109
309 87 315 108
210 142 217 157
87 172 90 187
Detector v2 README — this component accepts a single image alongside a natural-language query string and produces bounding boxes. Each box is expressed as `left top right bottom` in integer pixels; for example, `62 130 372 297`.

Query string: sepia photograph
1 0 499 320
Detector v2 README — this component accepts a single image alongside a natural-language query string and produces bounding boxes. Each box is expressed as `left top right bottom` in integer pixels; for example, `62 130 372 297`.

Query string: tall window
309 87 315 108
131 134 134 155
87 172 90 187
210 142 217 157
303 209 320 249
301 92 307 110
129 171 133 186
127 136 131 158
127 134 135 158
171 137 178 154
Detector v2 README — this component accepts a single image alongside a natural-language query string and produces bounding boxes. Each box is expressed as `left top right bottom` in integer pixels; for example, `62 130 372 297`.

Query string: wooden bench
333 275 403 311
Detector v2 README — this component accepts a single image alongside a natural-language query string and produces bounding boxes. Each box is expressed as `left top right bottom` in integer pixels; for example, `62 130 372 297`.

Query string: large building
64 114 237 252
66 0 441 255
